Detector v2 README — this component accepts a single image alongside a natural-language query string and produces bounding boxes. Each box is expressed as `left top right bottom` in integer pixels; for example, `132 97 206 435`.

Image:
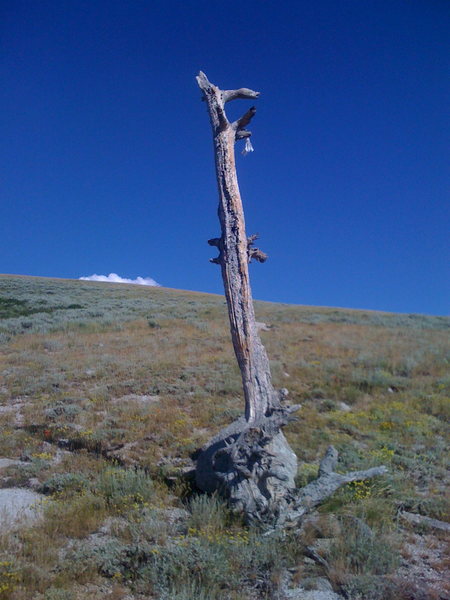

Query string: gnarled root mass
195 414 387 529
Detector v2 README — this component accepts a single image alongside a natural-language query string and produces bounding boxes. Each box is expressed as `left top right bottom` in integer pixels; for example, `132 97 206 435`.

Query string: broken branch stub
195 72 387 528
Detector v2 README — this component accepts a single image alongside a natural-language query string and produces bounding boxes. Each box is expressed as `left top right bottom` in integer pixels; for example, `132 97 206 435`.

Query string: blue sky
1 0 449 315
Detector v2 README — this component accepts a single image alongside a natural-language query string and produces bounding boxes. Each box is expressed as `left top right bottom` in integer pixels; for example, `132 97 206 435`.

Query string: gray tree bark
195 72 387 527
197 71 276 422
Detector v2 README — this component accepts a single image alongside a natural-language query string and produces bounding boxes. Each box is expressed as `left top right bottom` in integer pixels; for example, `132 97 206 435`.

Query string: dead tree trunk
195 72 387 527
197 71 275 422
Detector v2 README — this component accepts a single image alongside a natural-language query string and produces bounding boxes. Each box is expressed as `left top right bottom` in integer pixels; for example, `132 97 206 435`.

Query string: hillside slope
0 275 448 599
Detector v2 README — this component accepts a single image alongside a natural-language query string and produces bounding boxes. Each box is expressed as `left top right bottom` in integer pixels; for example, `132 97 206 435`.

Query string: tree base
195 416 387 528
196 416 297 521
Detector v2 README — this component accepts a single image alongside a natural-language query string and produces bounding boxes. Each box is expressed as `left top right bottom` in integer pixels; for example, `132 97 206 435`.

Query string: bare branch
208 238 223 265
281 447 387 527
247 235 267 263
248 248 268 263
233 106 257 132
318 445 338 476
222 88 260 103
399 512 450 533
196 70 211 91
342 465 388 482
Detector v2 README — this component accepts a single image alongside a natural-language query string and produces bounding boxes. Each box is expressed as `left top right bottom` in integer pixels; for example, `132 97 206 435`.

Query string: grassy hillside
0 275 448 600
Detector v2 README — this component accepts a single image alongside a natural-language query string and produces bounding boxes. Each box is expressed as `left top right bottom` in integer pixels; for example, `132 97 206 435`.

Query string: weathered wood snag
195 71 387 527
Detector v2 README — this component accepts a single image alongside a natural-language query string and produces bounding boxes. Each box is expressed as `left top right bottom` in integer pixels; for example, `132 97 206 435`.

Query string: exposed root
196 419 387 530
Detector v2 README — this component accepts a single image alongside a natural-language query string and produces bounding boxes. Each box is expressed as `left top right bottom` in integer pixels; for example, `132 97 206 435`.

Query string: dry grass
0 275 448 598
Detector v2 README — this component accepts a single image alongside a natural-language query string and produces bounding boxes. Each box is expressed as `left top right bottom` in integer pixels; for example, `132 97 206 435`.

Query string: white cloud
79 273 160 286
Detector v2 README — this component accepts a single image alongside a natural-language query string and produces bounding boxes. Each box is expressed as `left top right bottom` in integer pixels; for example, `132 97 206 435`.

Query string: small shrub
44 588 74 600
15 457 52 479
0 560 19 598
328 518 399 584
147 318 161 329
187 493 229 534
138 537 233 597
318 398 338 412
295 463 318 488
337 385 361 405
42 492 106 538
40 472 89 495
159 580 215 600
44 402 81 421
0 296 30 319
93 467 154 512
130 509 170 544
340 574 426 600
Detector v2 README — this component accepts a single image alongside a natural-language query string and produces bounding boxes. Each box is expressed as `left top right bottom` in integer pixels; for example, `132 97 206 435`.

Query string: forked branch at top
196 71 260 136
196 71 228 130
